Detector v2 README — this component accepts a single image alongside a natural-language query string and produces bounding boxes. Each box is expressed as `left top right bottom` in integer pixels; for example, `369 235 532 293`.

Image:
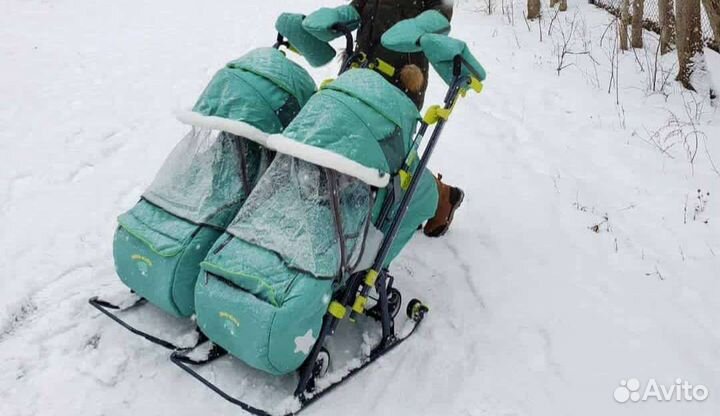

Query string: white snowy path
1 0 719 415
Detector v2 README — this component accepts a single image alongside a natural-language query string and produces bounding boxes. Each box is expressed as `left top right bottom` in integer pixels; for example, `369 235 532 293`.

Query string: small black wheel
387 287 402 319
366 287 402 321
406 299 429 322
313 347 331 379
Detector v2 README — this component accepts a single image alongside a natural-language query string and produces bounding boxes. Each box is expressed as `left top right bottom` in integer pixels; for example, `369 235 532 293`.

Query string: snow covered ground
1 0 719 415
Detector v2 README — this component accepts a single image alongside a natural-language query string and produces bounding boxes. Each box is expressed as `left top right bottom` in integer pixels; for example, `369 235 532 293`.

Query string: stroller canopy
141 127 269 230
267 69 421 188
177 47 317 145
224 155 371 279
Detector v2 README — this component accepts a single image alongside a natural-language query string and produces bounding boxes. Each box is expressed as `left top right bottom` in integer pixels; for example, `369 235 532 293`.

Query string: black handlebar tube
331 24 354 56
331 24 359 74
274 24 357 74
454 54 484 83
273 33 289 50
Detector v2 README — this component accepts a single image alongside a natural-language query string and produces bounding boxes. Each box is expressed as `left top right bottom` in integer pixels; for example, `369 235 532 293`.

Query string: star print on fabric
294 329 316 355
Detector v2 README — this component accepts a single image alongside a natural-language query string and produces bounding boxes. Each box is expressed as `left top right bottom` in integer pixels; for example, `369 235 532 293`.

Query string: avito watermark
614 378 709 403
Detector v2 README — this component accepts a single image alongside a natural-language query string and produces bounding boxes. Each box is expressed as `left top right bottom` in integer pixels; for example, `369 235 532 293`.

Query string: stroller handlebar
331 23 355 56
272 23 355 69
453 55 484 82
272 32 290 50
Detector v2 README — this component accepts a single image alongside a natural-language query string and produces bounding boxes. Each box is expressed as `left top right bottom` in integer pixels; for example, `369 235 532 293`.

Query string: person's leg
423 173 464 237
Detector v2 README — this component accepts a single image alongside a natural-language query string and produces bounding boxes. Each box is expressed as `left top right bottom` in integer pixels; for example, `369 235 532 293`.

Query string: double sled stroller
90 7 486 416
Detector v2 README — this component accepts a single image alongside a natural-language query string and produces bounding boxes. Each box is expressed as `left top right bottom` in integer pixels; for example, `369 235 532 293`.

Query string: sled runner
167 20 486 415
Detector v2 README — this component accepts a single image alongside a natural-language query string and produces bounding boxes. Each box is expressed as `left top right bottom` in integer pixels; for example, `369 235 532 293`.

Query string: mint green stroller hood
113 48 317 318
268 69 421 187
195 69 439 375
177 47 317 145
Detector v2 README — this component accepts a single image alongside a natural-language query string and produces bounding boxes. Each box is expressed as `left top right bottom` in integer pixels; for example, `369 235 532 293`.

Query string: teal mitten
302 5 361 42
381 10 451 53
419 34 487 86
275 13 336 67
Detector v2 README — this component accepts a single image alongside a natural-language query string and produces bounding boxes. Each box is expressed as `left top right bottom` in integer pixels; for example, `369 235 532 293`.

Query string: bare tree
659 0 676 54
676 0 704 90
704 0 720 46
553 11 592 75
620 0 630 50
631 0 645 48
528 0 541 19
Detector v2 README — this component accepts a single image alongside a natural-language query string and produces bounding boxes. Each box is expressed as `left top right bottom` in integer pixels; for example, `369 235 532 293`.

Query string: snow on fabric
114 127 268 316
226 155 371 279
195 157 370 375
187 47 317 143
143 127 262 228
225 47 317 107
277 69 420 187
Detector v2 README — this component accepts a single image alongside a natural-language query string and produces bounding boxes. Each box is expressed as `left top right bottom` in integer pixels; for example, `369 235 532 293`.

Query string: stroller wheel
406 299 429 322
366 287 402 321
313 347 331 379
387 287 402 319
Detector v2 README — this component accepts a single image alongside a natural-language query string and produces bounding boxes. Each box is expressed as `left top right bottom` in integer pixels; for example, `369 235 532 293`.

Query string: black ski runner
89 296 205 351
170 314 426 416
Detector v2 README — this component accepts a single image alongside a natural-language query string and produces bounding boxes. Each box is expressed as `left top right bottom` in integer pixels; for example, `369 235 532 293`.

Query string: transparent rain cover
228 155 371 278
144 127 262 229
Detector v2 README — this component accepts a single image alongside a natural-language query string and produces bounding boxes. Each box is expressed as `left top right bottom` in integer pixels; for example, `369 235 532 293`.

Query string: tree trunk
676 0 704 89
659 0 676 54
528 0 541 19
620 0 630 51
559 0 568 11
703 0 720 46
631 0 645 48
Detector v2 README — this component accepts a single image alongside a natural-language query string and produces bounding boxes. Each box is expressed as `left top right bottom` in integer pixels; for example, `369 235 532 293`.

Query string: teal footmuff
113 47 317 318
113 128 270 317
194 69 439 374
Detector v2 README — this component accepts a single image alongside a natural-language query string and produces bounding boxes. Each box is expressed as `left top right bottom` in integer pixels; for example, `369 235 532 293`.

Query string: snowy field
1 0 720 415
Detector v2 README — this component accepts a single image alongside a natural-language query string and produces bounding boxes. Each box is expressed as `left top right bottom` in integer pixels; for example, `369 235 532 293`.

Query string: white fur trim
175 110 270 146
267 134 390 188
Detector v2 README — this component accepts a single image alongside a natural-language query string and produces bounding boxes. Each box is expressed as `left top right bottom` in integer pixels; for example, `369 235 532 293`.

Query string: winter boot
423 174 465 237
